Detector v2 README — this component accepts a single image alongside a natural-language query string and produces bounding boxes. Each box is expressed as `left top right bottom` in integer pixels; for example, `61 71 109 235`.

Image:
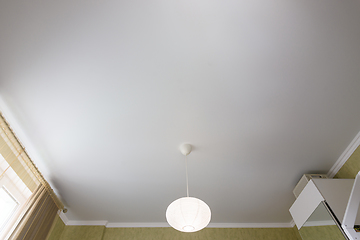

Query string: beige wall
47 145 360 240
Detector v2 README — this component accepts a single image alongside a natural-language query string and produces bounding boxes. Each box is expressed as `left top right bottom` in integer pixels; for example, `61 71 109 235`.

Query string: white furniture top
289 172 360 240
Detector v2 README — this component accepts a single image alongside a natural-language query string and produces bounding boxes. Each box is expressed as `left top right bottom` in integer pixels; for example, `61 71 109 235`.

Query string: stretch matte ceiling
1 0 360 225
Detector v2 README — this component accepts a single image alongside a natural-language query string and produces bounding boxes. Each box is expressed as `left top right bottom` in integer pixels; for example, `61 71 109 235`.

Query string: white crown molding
289 219 295 228
58 218 293 228
106 222 169 228
207 222 293 228
58 211 294 228
59 211 69 225
328 130 360 178
67 220 108 226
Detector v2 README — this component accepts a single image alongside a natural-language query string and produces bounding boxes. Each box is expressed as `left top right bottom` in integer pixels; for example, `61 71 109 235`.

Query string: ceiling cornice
59 212 293 228
327 130 360 178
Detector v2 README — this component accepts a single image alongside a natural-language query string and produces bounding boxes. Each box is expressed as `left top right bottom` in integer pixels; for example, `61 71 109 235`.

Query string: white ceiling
1 0 360 225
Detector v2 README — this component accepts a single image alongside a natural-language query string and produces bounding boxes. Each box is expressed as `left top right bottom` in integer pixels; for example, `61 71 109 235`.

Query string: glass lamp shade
166 197 211 232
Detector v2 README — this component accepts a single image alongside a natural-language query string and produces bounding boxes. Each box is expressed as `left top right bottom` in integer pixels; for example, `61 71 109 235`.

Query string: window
0 114 62 239
0 187 19 231
0 154 32 239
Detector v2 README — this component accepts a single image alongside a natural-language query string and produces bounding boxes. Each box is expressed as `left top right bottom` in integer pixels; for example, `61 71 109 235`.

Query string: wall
46 215 65 240
103 227 299 240
298 225 345 240
59 226 105 240
293 226 302 240
47 223 299 240
46 215 106 240
335 145 360 179
46 215 299 240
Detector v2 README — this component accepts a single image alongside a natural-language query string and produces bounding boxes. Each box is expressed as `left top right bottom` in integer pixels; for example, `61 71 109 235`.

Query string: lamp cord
186 155 189 197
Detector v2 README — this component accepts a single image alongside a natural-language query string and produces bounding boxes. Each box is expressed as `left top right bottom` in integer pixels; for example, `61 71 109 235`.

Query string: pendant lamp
166 144 211 232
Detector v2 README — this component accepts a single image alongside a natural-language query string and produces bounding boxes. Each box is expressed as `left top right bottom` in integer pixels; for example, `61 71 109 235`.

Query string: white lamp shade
166 197 211 232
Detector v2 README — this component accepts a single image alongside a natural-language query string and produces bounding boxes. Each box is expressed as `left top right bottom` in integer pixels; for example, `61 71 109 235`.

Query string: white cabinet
289 172 360 240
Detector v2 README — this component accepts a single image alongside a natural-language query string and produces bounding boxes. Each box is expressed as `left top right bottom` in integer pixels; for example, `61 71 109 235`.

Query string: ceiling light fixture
166 143 211 232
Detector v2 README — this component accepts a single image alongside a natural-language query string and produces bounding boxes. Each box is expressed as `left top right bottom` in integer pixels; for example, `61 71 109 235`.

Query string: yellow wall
46 215 299 240
47 215 65 240
47 220 299 240
46 216 106 240
335 145 360 179
293 226 302 240
299 225 345 240
103 227 298 240
59 226 105 240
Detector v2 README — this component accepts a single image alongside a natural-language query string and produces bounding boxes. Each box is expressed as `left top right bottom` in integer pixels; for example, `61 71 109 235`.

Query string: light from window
0 187 19 231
